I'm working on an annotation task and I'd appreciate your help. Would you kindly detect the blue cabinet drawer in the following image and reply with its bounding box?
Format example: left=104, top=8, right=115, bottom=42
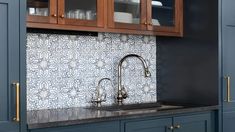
left=124, top=118, right=172, bottom=132
left=29, top=121, right=120, bottom=132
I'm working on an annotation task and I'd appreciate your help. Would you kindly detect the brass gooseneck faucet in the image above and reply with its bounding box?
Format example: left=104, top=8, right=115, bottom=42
left=117, top=54, right=151, bottom=105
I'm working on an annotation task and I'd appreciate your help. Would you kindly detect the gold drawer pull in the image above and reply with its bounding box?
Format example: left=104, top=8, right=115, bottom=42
left=225, top=76, right=231, bottom=102
left=13, top=82, right=20, bottom=122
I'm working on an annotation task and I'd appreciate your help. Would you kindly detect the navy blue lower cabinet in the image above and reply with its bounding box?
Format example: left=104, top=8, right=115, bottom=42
left=124, top=118, right=172, bottom=132
left=0, top=0, right=22, bottom=132
left=173, top=113, right=213, bottom=132
left=28, top=121, right=120, bottom=132
left=223, top=112, right=235, bottom=132
left=122, top=112, right=214, bottom=132
left=222, top=26, right=235, bottom=132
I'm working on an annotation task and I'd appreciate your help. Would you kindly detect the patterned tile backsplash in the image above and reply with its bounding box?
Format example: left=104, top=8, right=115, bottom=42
left=27, top=33, right=157, bottom=110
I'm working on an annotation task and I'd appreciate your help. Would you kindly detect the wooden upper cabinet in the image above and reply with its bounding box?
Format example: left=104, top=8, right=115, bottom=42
left=57, top=0, right=104, bottom=27
left=27, top=0, right=183, bottom=37
left=27, top=0, right=57, bottom=23
left=146, top=0, right=183, bottom=36
left=107, top=0, right=147, bottom=30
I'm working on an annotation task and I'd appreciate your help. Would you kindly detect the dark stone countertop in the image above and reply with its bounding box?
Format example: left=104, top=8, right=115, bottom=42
left=27, top=104, right=219, bottom=129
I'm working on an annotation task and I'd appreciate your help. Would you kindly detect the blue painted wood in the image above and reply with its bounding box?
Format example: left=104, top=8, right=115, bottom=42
left=122, top=112, right=214, bottom=132
left=29, top=121, right=120, bottom=132
left=0, top=0, right=21, bottom=131
left=222, top=26, right=235, bottom=111
left=124, top=118, right=172, bottom=132
left=222, top=26, right=235, bottom=132
left=19, top=0, right=27, bottom=131
left=222, top=0, right=235, bottom=26
left=174, top=113, right=213, bottom=132
left=223, top=111, right=235, bottom=132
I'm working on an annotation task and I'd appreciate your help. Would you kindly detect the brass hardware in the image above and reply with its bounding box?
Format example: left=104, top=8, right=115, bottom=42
left=143, top=22, right=148, bottom=25
left=225, top=76, right=231, bottom=102
left=13, top=82, right=20, bottom=122
left=168, top=126, right=174, bottom=130
left=148, top=22, right=153, bottom=26
left=174, top=125, right=181, bottom=129
left=60, top=14, right=65, bottom=18
left=52, top=14, right=57, bottom=17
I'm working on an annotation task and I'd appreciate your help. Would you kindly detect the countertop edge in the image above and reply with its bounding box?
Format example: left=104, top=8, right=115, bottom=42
left=27, top=105, right=219, bottom=129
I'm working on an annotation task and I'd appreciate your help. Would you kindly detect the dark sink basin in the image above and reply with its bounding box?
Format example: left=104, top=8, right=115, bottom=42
left=87, top=103, right=184, bottom=112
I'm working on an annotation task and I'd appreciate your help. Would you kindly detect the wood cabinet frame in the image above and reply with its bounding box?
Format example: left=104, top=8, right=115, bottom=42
left=57, top=0, right=105, bottom=27
left=27, top=0, right=57, bottom=24
left=107, top=0, right=147, bottom=30
left=147, top=0, right=183, bottom=36
left=27, top=0, right=183, bottom=37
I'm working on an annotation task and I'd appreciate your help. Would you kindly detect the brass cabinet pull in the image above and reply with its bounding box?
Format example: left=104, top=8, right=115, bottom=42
left=143, top=22, right=148, bottom=25
left=60, top=14, right=65, bottom=18
left=13, top=83, right=20, bottom=122
left=168, top=126, right=174, bottom=130
left=52, top=14, right=57, bottom=17
left=174, top=125, right=181, bottom=129
left=225, top=76, right=231, bottom=102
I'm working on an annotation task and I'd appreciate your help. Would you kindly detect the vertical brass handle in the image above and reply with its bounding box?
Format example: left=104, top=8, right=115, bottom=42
left=13, top=83, right=20, bottom=122
left=225, top=76, right=231, bottom=102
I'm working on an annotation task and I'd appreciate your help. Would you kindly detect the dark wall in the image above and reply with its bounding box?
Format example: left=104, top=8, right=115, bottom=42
left=157, top=0, right=218, bottom=105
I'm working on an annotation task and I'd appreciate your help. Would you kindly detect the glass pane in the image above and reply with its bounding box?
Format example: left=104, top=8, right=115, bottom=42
left=27, top=0, right=49, bottom=16
left=114, top=0, right=141, bottom=24
left=65, top=0, right=97, bottom=20
left=152, top=0, right=175, bottom=26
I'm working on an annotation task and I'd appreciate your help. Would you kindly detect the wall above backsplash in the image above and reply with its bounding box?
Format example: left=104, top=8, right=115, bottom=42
left=27, top=33, right=157, bottom=111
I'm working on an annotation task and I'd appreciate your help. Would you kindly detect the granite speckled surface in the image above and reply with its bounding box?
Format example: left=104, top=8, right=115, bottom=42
left=27, top=104, right=219, bottom=129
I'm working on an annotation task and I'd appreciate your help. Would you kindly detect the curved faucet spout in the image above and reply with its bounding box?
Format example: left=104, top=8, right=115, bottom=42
left=117, top=54, right=151, bottom=105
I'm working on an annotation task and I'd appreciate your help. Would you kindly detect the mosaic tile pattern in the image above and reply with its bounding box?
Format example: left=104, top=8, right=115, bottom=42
left=27, top=33, right=157, bottom=110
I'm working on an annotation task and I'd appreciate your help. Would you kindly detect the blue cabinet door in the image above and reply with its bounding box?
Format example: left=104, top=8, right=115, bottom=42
left=173, top=113, right=213, bottom=132
left=222, top=26, right=235, bottom=110
left=222, top=26, right=235, bottom=132
left=29, top=121, right=120, bottom=132
left=123, top=118, right=172, bottom=132
left=223, top=112, right=235, bottom=132
left=0, top=0, right=20, bottom=131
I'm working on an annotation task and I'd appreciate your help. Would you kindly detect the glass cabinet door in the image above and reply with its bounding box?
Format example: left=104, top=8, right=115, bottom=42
left=147, top=0, right=183, bottom=35
left=108, top=0, right=146, bottom=30
left=58, top=0, right=104, bottom=27
left=27, top=0, right=57, bottom=23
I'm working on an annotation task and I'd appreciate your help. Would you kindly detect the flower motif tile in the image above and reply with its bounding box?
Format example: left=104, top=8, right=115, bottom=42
left=27, top=33, right=157, bottom=110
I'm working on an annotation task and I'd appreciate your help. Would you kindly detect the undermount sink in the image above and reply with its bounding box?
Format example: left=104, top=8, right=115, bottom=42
left=87, top=103, right=184, bottom=112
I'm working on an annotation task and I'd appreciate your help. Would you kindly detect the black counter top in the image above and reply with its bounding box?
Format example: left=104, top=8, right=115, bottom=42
left=27, top=104, right=219, bottom=129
